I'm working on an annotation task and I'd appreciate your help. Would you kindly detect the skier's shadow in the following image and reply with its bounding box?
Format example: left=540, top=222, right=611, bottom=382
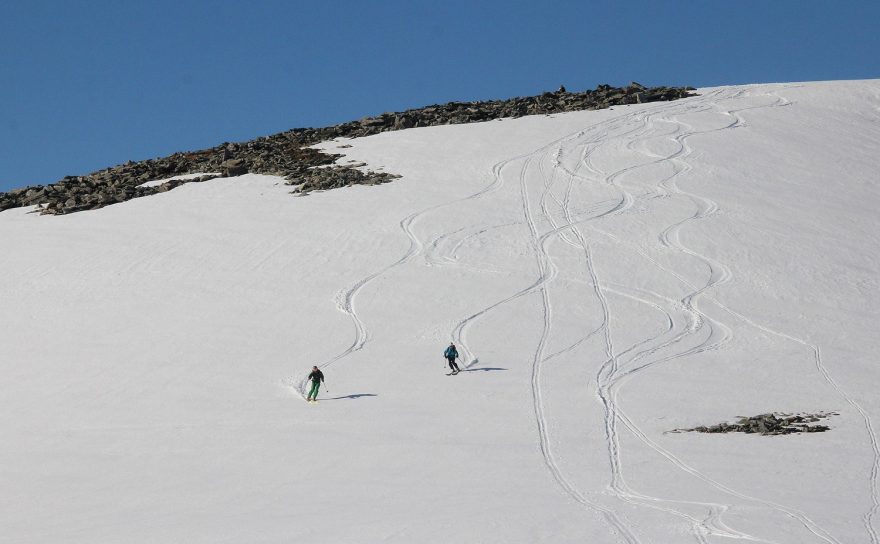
left=460, top=358, right=507, bottom=372
left=325, top=393, right=378, bottom=401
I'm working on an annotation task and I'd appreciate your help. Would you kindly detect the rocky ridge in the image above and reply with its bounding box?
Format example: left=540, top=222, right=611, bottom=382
left=0, top=82, right=695, bottom=215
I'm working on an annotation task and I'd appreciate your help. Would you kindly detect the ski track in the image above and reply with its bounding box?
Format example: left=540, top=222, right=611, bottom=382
left=550, top=95, right=761, bottom=544
left=599, top=88, right=875, bottom=544
left=452, top=100, right=725, bottom=541
left=521, top=146, right=642, bottom=544
left=286, top=84, right=878, bottom=543
left=444, top=108, right=689, bottom=542
left=502, top=86, right=854, bottom=543
left=538, top=96, right=762, bottom=542
left=287, top=105, right=635, bottom=393
left=441, top=94, right=763, bottom=542
left=581, top=89, right=840, bottom=544
left=287, top=155, right=510, bottom=396
left=591, top=88, right=867, bottom=544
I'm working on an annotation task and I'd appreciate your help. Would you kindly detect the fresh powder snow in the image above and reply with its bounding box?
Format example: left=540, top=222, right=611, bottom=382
left=1, top=80, right=879, bottom=543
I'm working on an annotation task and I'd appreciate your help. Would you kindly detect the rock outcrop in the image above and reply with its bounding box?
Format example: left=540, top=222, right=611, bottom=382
left=0, top=82, right=695, bottom=215
left=670, top=412, right=837, bottom=436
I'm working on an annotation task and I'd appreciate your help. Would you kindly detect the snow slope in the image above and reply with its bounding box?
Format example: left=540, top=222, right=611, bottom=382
left=2, top=80, right=879, bottom=543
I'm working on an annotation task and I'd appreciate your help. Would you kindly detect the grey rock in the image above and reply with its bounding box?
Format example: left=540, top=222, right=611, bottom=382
left=672, top=412, right=836, bottom=436
left=221, top=159, right=248, bottom=177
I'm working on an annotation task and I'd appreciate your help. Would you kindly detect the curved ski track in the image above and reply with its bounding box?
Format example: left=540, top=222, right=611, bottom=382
left=458, top=87, right=864, bottom=543
left=591, top=89, right=877, bottom=544
left=287, top=85, right=878, bottom=544
left=539, top=93, right=761, bottom=544
left=569, top=89, right=846, bottom=544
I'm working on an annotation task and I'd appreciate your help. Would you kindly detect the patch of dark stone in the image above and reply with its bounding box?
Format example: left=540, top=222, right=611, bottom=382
left=0, top=82, right=696, bottom=215
left=670, top=412, right=837, bottom=436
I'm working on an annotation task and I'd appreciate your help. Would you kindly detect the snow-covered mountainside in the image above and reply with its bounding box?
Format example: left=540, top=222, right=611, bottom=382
left=2, top=80, right=879, bottom=543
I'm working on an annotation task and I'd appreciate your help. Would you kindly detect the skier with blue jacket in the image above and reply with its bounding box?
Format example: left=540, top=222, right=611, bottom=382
left=444, top=342, right=460, bottom=374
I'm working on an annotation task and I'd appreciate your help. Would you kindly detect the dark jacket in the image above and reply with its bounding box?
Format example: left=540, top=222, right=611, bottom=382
left=444, top=346, right=458, bottom=359
left=308, top=369, right=324, bottom=383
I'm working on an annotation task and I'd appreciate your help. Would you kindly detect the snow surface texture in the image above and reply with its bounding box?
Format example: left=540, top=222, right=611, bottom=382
left=2, top=81, right=879, bottom=543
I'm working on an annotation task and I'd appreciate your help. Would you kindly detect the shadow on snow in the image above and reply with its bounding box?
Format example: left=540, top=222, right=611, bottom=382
left=323, top=393, right=378, bottom=401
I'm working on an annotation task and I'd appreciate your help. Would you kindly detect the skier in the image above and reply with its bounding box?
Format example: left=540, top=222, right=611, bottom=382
left=306, top=366, right=324, bottom=402
left=444, top=342, right=460, bottom=374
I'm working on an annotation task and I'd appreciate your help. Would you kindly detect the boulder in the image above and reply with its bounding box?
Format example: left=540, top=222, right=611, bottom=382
left=221, top=159, right=248, bottom=177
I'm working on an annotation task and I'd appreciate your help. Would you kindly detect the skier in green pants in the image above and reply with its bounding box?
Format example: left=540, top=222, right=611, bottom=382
left=306, top=366, right=324, bottom=402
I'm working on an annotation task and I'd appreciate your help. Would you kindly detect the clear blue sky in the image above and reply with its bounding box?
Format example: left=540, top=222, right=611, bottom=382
left=1, top=0, right=878, bottom=192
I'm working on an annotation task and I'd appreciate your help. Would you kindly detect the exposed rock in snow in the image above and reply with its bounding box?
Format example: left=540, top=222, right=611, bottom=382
left=0, top=83, right=694, bottom=214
